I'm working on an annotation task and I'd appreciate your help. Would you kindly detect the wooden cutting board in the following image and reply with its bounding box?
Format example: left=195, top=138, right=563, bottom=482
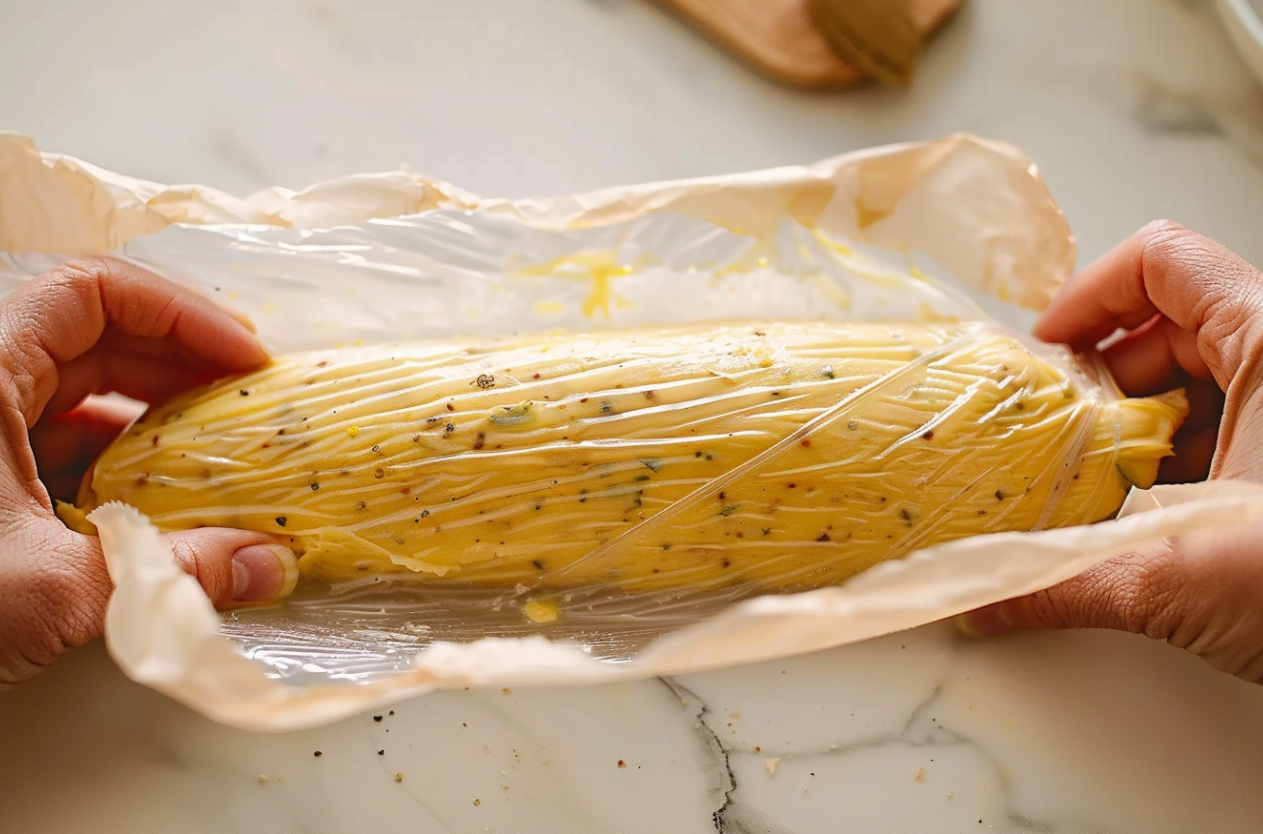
left=653, top=0, right=964, bottom=88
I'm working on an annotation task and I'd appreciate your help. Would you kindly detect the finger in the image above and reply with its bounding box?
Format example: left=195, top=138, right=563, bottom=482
left=0, top=256, right=267, bottom=430
left=1173, top=380, right=1225, bottom=437
left=224, top=306, right=259, bottom=335
left=1098, top=315, right=1213, bottom=396
left=31, top=398, right=140, bottom=503
left=1035, top=221, right=1263, bottom=390
left=163, top=528, right=299, bottom=607
left=1158, top=424, right=1219, bottom=483
left=92, top=327, right=257, bottom=371
left=45, top=346, right=222, bottom=418
left=955, top=520, right=1263, bottom=681
left=1160, top=381, right=1224, bottom=481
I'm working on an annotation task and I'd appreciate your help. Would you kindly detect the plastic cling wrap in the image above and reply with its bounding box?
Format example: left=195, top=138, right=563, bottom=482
left=5, top=133, right=1263, bottom=732
left=65, top=322, right=1187, bottom=603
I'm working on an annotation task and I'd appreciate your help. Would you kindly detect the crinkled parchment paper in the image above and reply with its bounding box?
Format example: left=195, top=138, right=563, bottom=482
left=4, top=132, right=1261, bottom=732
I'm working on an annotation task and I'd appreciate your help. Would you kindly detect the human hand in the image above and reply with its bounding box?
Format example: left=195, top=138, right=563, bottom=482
left=957, top=221, right=1263, bottom=682
left=0, top=258, right=297, bottom=685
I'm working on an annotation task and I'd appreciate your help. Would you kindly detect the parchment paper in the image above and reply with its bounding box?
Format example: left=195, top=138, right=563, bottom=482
left=3, top=132, right=1256, bottom=732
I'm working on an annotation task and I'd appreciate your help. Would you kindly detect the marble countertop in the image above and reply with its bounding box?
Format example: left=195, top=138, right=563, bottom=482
left=3, top=0, right=1263, bottom=831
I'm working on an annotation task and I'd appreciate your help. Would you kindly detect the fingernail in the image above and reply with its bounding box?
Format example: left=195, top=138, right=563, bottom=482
left=231, top=544, right=299, bottom=601
left=953, top=605, right=1015, bottom=639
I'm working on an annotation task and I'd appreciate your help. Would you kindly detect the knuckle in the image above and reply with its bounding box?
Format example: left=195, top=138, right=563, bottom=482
left=20, top=540, right=108, bottom=656
left=0, top=522, right=107, bottom=682
left=1137, top=221, right=1263, bottom=389
left=1140, top=221, right=1206, bottom=271
left=1021, top=586, right=1078, bottom=630
left=1140, top=218, right=1186, bottom=240
left=1034, top=546, right=1186, bottom=637
left=0, top=367, right=39, bottom=425
left=169, top=536, right=203, bottom=576
left=42, top=566, right=108, bottom=649
left=168, top=536, right=227, bottom=598
left=44, top=257, right=113, bottom=303
left=1112, top=543, right=1185, bottom=639
left=53, top=255, right=109, bottom=283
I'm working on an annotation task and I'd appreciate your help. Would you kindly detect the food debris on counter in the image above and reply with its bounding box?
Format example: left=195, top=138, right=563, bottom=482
left=915, top=766, right=925, bottom=781
left=395, top=772, right=404, bottom=783
left=764, top=757, right=781, bottom=776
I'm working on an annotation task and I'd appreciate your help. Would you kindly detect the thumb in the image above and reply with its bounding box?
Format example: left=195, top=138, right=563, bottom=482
left=954, top=521, right=1263, bottom=682
left=954, top=542, right=1175, bottom=637
left=163, top=528, right=299, bottom=607
left=1, top=521, right=297, bottom=684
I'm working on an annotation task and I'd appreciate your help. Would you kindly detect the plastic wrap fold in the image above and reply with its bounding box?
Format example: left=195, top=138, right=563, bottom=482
left=3, top=132, right=1260, bottom=732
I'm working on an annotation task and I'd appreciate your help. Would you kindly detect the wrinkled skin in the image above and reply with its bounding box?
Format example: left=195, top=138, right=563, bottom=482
left=958, top=221, right=1263, bottom=683
left=0, top=258, right=296, bottom=685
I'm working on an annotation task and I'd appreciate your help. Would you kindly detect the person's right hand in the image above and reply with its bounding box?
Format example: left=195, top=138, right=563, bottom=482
left=957, top=221, right=1263, bottom=682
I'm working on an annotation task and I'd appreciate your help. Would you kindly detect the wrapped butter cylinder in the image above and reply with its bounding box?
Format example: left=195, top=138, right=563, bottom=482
left=60, top=321, right=1187, bottom=595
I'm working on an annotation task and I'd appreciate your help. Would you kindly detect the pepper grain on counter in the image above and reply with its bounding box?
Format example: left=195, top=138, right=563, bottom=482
left=58, top=321, right=1186, bottom=596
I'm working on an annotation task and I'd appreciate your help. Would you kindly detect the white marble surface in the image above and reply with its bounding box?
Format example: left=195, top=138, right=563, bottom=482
left=3, top=0, right=1263, bottom=831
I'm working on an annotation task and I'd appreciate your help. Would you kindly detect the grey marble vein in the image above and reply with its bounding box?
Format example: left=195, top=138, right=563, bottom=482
left=1123, top=70, right=1263, bottom=168
left=829, top=680, right=1121, bottom=834
left=659, top=677, right=795, bottom=834
left=1129, top=76, right=1223, bottom=136
left=674, top=669, right=1125, bottom=834
left=306, top=0, right=366, bottom=58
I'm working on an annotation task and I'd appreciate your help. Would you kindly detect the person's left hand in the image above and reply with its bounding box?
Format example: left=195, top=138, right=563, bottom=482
left=0, top=257, right=298, bottom=685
